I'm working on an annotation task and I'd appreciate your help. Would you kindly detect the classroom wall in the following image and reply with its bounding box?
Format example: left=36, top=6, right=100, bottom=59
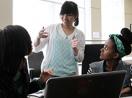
left=125, top=0, right=132, bottom=28
left=0, top=0, right=12, bottom=29
left=91, top=0, right=132, bottom=40
left=91, top=0, right=101, bottom=40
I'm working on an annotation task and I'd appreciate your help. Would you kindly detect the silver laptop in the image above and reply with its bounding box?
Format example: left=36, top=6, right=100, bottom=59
left=44, top=70, right=126, bottom=98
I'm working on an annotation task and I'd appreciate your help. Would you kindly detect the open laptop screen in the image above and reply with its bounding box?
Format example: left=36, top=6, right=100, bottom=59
left=44, top=71, right=126, bottom=98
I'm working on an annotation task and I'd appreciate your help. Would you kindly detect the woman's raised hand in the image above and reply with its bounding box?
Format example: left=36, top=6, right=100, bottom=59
left=38, top=27, right=48, bottom=39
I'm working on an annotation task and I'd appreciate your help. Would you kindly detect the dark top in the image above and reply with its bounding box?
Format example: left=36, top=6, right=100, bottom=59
left=13, top=58, right=30, bottom=98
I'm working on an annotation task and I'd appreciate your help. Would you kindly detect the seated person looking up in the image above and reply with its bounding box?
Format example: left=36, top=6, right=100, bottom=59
left=87, top=28, right=132, bottom=96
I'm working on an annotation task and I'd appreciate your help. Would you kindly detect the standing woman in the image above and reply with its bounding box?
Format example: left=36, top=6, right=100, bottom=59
left=34, top=1, right=85, bottom=81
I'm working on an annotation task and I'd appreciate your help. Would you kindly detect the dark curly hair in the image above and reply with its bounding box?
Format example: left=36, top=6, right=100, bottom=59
left=110, top=28, right=132, bottom=57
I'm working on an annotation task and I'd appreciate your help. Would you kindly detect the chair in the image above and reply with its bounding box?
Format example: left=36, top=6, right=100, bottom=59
left=27, top=51, right=44, bottom=79
left=82, top=44, right=104, bottom=74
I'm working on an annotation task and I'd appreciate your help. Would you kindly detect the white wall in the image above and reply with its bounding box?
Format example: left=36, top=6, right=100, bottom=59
left=125, top=0, right=132, bottom=28
left=91, top=0, right=101, bottom=40
left=91, top=0, right=132, bottom=40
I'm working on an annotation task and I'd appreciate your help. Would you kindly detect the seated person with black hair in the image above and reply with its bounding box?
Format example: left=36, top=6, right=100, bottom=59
left=87, top=28, right=132, bottom=96
left=0, top=25, right=44, bottom=98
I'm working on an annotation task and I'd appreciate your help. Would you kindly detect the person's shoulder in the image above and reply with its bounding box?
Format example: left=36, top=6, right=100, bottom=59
left=118, top=60, right=131, bottom=71
left=119, top=60, right=131, bottom=66
left=75, top=28, right=85, bottom=36
left=75, top=28, right=85, bottom=39
left=75, top=28, right=83, bottom=34
left=46, top=24, right=58, bottom=28
left=45, top=24, right=60, bottom=32
left=89, top=61, right=103, bottom=68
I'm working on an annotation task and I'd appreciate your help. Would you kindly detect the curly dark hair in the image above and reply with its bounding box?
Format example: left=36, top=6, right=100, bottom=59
left=110, top=28, right=132, bottom=57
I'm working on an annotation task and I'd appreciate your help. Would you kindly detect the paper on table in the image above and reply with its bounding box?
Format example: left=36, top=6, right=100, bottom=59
left=27, top=89, right=45, bottom=98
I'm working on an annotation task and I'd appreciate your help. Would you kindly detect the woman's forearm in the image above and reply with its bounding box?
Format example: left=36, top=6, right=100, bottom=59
left=34, top=37, right=40, bottom=47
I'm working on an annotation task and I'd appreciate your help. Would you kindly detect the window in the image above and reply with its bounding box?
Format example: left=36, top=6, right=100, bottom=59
left=13, top=0, right=125, bottom=41
left=101, top=0, right=124, bottom=40
left=13, top=0, right=91, bottom=41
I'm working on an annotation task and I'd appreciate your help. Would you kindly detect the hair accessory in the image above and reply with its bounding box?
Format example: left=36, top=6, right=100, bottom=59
left=110, top=34, right=126, bottom=57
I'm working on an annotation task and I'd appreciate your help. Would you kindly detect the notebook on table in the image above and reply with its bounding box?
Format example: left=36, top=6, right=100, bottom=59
left=44, top=70, right=126, bottom=98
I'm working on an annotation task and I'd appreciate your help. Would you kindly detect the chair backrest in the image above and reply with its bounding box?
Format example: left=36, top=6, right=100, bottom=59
left=82, top=44, right=104, bottom=74
left=28, top=51, right=44, bottom=79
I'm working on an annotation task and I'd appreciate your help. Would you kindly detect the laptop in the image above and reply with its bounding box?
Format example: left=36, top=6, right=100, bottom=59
left=44, top=70, right=126, bottom=98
